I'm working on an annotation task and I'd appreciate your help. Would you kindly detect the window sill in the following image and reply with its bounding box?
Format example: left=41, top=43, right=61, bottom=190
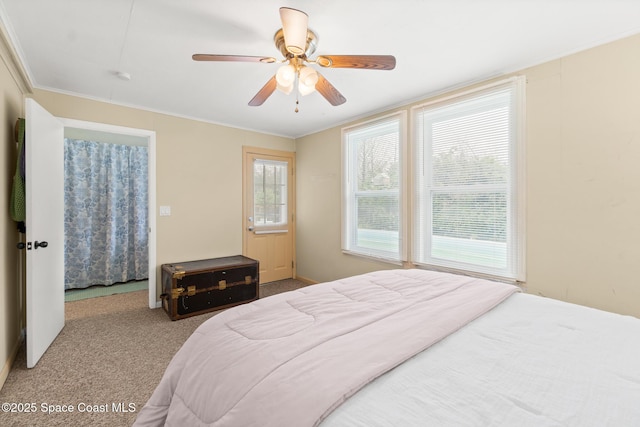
left=341, top=250, right=405, bottom=266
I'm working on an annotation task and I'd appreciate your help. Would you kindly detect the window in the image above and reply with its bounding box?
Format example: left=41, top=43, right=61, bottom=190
left=253, top=159, right=288, bottom=227
left=412, top=77, right=525, bottom=280
left=342, top=113, right=406, bottom=261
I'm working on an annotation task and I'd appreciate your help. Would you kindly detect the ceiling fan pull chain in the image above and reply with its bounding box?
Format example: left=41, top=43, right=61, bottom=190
left=295, top=71, right=300, bottom=113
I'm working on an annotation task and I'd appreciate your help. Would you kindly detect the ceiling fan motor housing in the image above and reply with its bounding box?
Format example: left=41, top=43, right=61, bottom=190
left=274, top=28, right=318, bottom=59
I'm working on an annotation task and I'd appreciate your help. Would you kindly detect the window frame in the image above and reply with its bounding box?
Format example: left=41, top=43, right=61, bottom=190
left=341, top=111, right=407, bottom=263
left=410, top=76, right=526, bottom=281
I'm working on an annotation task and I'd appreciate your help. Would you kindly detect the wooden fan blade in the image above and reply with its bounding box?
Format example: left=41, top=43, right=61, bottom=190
left=192, top=54, right=276, bottom=63
left=315, top=73, right=346, bottom=106
left=248, top=76, right=278, bottom=106
left=316, top=55, right=396, bottom=70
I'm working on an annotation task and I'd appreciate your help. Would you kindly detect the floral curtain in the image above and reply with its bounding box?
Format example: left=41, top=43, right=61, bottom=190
left=64, top=138, right=148, bottom=289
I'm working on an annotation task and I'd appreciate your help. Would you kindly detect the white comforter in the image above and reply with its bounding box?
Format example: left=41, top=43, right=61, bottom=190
left=323, top=292, right=640, bottom=427
left=134, top=269, right=517, bottom=426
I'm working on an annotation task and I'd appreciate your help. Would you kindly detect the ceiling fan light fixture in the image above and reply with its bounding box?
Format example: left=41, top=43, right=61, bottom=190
left=279, top=7, right=308, bottom=55
left=299, top=66, right=318, bottom=87
left=276, top=63, right=296, bottom=87
left=276, top=81, right=294, bottom=95
left=298, top=65, right=318, bottom=95
left=298, top=81, right=315, bottom=96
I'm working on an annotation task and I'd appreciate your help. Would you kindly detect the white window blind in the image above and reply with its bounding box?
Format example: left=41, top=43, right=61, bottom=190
left=342, top=113, right=405, bottom=261
left=413, top=78, right=524, bottom=280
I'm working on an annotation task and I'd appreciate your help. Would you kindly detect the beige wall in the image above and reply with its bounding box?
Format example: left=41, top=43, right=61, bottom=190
left=524, top=34, right=640, bottom=316
left=32, top=90, right=296, bottom=297
left=0, top=43, right=27, bottom=386
left=296, top=33, right=640, bottom=318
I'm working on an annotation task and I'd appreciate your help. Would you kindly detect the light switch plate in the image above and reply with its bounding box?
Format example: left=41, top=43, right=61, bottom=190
left=159, top=205, right=171, bottom=216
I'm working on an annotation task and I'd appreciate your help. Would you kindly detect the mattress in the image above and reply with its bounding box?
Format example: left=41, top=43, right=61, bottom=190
left=322, top=292, right=640, bottom=426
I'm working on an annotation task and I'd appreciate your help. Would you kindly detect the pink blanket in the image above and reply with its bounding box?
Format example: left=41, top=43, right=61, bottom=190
left=134, top=269, right=518, bottom=426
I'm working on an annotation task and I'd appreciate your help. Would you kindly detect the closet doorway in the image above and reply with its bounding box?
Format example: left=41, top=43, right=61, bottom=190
left=60, top=118, right=157, bottom=309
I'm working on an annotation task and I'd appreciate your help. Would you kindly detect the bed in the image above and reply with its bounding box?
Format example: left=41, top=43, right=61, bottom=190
left=133, top=269, right=640, bottom=426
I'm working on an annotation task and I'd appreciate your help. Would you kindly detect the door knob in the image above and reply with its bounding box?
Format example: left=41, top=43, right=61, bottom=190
left=248, top=226, right=254, bottom=231
left=34, top=241, right=48, bottom=249
left=16, top=242, right=26, bottom=250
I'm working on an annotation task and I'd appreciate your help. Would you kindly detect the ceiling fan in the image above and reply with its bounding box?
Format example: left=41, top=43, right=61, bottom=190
left=193, top=7, right=396, bottom=111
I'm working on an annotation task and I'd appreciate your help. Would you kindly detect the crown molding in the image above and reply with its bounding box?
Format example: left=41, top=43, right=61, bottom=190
left=0, top=15, right=32, bottom=94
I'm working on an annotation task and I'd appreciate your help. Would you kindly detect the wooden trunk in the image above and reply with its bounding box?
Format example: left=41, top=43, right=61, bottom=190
left=161, top=255, right=259, bottom=320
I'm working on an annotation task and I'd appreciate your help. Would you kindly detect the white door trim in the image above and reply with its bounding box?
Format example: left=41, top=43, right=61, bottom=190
left=59, top=118, right=158, bottom=309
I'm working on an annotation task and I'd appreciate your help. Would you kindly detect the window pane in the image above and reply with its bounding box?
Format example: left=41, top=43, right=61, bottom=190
left=432, top=107, right=509, bottom=187
left=431, top=192, right=507, bottom=268
left=253, top=159, right=287, bottom=226
left=356, top=135, right=399, bottom=192
left=356, top=194, right=399, bottom=253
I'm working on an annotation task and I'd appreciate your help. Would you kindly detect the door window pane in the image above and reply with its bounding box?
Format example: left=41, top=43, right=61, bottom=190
left=253, top=159, right=288, bottom=226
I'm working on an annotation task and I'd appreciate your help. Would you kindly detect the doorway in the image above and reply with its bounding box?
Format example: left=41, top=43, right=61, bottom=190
left=242, top=146, right=296, bottom=284
left=24, top=100, right=157, bottom=368
left=60, top=118, right=157, bottom=309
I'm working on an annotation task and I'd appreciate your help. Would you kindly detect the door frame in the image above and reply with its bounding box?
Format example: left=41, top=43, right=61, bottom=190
left=242, top=146, right=296, bottom=281
left=60, top=118, right=158, bottom=309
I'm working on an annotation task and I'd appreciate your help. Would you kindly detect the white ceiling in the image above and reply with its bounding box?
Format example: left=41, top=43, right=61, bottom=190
left=2, top=0, right=640, bottom=138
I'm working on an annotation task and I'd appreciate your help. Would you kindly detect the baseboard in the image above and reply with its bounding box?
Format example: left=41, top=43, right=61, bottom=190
left=294, top=275, right=318, bottom=285
left=0, top=329, right=24, bottom=390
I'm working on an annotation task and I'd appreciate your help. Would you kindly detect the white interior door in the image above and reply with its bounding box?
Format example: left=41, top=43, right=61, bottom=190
left=25, top=98, right=65, bottom=368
